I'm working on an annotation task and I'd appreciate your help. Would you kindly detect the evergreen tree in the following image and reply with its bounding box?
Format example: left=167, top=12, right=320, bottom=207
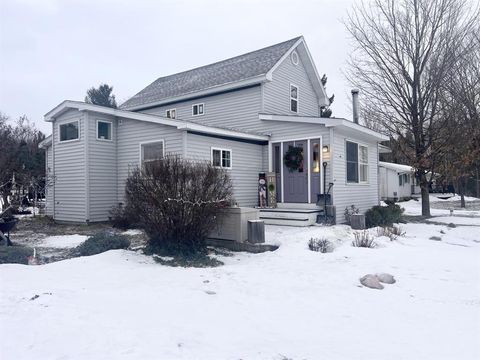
left=85, top=83, right=118, bottom=108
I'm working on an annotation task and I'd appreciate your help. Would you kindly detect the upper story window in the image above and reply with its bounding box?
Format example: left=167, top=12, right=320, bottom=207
left=211, top=147, right=232, bottom=169
left=141, top=140, right=164, bottom=165
left=346, top=141, right=368, bottom=183
left=166, top=109, right=176, bottom=119
left=192, top=103, right=204, bottom=116
left=59, top=121, right=79, bottom=142
left=290, top=84, right=298, bottom=113
left=97, top=120, right=112, bottom=140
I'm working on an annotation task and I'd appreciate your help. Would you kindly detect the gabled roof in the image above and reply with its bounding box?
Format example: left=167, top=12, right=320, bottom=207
left=120, top=36, right=329, bottom=111
left=43, top=101, right=269, bottom=147
left=379, top=161, right=414, bottom=173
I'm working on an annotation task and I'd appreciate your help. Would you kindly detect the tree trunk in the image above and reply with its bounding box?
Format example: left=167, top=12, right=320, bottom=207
left=459, top=177, right=466, bottom=208
left=476, top=167, right=480, bottom=199
left=419, top=172, right=431, bottom=217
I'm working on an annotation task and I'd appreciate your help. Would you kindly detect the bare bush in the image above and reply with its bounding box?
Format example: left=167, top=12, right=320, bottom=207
left=377, top=225, right=405, bottom=241
left=124, top=155, right=234, bottom=255
left=308, top=237, right=333, bottom=253
left=352, top=231, right=376, bottom=248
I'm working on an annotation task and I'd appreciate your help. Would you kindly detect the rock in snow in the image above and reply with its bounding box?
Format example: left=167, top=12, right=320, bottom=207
left=376, top=273, right=396, bottom=284
left=360, top=274, right=384, bottom=289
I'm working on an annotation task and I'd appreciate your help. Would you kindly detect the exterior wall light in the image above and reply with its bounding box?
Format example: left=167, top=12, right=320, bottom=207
left=322, top=145, right=329, bottom=153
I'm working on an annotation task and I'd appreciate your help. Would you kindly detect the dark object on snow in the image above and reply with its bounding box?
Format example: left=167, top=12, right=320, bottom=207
left=247, top=220, right=265, bottom=244
left=74, top=232, right=130, bottom=256
left=0, top=218, right=18, bottom=246
left=350, top=214, right=366, bottom=229
left=0, top=245, right=34, bottom=264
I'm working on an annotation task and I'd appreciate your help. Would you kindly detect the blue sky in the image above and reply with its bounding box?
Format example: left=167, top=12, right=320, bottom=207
left=0, top=0, right=356, bottom=134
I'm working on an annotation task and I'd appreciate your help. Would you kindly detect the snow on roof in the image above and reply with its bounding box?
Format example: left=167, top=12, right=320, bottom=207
left=379, top=161, right=414, bottom=173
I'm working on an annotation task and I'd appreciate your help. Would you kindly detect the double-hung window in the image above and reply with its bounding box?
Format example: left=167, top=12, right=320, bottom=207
left=165, top=109, right=176, bottom=119
left=59, top=121, right=79, bottom=142
left=346, top=141, right=368, bottom=183
left=141, top=140, right=164, bottom=166
left=97, top=120, right=112, bottom=140
left=192, top=103, right=204, bottom=116
left=290, top=84, right=298, bottom=113
left=211, top=148, right=232, bottom=169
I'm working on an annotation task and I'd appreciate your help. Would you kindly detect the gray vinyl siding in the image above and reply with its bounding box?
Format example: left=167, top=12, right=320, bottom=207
left=52, top=109, right=86, bottom=222
left=45, top=145, right=53, bottom=216
left=331, top=130, right=379, bottom=223
left=263, top=46, right=320, bottom=117
left=116, top=118, right=183, bottom=202
left=87, top=113, right=118, bottom=221
left=186, top=133, right=264, bottom=207
left=141, top=86, right=263, bottom=133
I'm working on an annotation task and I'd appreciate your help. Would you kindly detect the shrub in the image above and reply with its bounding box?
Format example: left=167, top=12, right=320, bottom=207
left=109, top=203, right=138, bottom=230
left=0, top=245, right=34, bottom=264
left=365, top=203, right=403, bottom=228
left=376, top=225, right=405, bottom=241
left=75, top=232, right=130, bottom=256
left=344, top=205, right=359, bottom=225
left=124, top=155, right=234, bottom=256
left=308, top=237, right=333, bottom=253
left=352, top=231, right=376, bottom=248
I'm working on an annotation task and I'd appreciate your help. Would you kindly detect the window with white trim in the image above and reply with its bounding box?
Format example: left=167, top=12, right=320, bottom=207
left=211, top=148, right=232, bottom=169
left=346, top=141, right=368, bottom=183
left=290, top=84, right=298, bottom=113
left=141, top=141, right=164, bottom=165
left=165, top=109, right=176, bottom=119
left=59, top=121, right=79, bottom=142
left=97, top=121, right=112, bottom=140
left=192, top=103, right=204, bottom=116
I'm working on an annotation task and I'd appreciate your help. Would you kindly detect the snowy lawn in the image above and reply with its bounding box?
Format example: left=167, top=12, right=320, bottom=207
left=1, top=206, right=479, bottom=359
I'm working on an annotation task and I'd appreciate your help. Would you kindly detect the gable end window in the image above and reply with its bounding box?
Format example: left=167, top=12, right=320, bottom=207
left=59, top=121, right=79, bottom=142
left=141, top=140, right=164, bottom=165
left=290, top=84, right=298, bottom=113
left=211, top=148, right=232, bottom=169
left=166, top=109, right=176, bottom=119
left=346, top=141, right=368, bottom=183
left=97, top=120, right=112, bottom=140
left=192, top=103, right=204, bottom=116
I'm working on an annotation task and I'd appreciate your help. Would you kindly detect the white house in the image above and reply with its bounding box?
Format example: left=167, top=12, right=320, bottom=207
left=39, top=36, right=388, bottom=225
left=379, top=161, right=420, bottom=201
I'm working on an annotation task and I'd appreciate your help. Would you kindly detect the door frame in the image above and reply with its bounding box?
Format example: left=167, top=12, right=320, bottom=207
left=269, top=135, right=323, bottom=204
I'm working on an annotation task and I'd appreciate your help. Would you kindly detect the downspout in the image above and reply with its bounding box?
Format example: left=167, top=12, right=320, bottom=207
left=84, top=112, right=90, bottom=223
left=52, top=121, right=55, bottom=220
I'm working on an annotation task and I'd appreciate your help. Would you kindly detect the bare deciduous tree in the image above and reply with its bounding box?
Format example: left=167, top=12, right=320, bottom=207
left=345, top=0, right=478, bottom=216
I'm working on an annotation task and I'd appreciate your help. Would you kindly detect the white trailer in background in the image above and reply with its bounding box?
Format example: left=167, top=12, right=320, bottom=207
left=379, top=161, right=420, bottom=201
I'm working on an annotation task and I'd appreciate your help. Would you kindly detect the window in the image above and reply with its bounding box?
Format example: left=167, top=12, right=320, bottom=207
left=399, top=174, right=403, bottom=186
left=291, top=50, right=299, bottom=65
left=141, top=141, right=164, bottom=165
left=312, top=142, right=320, bottom=173
left=211, top=148, right=232, bottom=169
left=59, top=121, right=79, bottom=142
left=346, top=141, right=368, bottom=183
left=399, top=174, right=409, bottom=186
left=97, top=121, right=112, bottom=140
left=192, top=103, right=204, bottom=116
left=165, top=109, right=176, bottom=119
left=290, top=84, right=298, bottom=113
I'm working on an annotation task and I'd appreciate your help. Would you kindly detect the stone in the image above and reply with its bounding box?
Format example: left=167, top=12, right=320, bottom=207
left=429, top=236, right=442, bottom=241
left=376, top=273, right=396, bottom=284
left=360, top=274, right=384, bottom=289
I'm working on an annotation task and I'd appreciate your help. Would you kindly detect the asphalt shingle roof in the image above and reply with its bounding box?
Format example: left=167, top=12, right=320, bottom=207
left=120, top=37, right=301, bottom=110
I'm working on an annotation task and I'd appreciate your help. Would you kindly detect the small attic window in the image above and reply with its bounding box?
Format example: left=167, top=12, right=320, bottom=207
left=291, top=50, right=299, bottom=65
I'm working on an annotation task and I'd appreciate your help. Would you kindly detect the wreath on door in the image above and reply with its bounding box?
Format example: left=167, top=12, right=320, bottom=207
left=284, top=146, right=304, bottom=172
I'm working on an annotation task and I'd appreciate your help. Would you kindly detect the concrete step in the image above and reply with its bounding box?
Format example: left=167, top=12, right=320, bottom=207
left=259, top=208, right=323, bottom=227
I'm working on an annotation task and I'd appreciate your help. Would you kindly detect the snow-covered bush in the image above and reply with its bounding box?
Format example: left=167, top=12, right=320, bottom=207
left=308, top=237, right=333, bottom=253
left=124, top=155, right=233, bottom=256
left=377, top=225, right=405, bottom=241
left=75, top=232, right=130, bottom=256
left=365, top=203, right=403, bottom=228
left=352, top=231, right=376, bottom=248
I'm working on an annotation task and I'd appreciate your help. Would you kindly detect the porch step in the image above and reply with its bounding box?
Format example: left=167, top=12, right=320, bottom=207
left=259, top=208, right=323, bottom=227
left=276, top=202, right=320, bottom=209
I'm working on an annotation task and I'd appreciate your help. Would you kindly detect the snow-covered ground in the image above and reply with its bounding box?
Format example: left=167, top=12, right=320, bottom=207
left=1, top=200, right=479, bottom=359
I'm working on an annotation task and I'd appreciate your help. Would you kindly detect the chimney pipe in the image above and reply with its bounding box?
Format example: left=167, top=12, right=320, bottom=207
left=351, top=89, right=359, bottom=124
